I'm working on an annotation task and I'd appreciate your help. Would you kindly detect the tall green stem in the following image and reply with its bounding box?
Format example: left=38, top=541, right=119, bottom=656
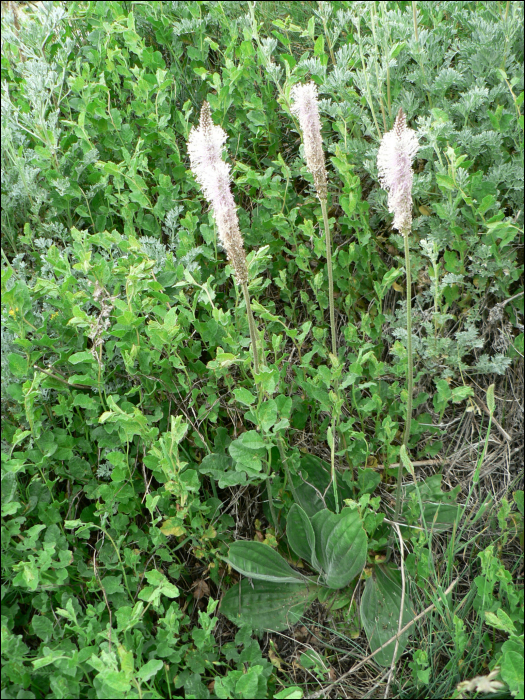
left=320, top=199, right=337, bottom=358
left=265, top=453, right=280, bottom=534
left=380, top=2, right=392, bottom=121
left=329, top=418, right=339, bottom=514
left=277, top=437, right=299, bottom=504
left=321, top=200, right=346, bottom=511
left=370, top=3, right=387, bottom=133
left=412, top=1, right=433, bottom=108
left=355, top=18, right=383, bottom=141
left=402, top=231, right=414, bottom=450
left=241, top=281, right=259, bottom=375
left=412, top=1, right=419, bottom=42
left=393, top=229, right=413, bottom=527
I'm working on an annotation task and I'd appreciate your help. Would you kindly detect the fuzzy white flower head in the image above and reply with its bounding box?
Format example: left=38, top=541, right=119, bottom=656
left=290, top=81, right=327, bottom=201
left=377, top=108, right=419, bottom=234
left=187, top=102, right=248, bottom=284
left=187, top=102, right=229, bottom=203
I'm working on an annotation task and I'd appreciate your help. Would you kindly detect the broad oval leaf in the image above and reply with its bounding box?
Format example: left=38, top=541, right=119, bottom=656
left=287, top=504, right=320, bottom=571
left=360, top=565, right=415, bottom=666
left=220, top=579, right=317, bottom=632
left=225, top=541, right=306, bottom=583
left=311, top=508, right=367, bottom=589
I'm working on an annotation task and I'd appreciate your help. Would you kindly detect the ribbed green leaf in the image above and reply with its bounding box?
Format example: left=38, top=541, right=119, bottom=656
left=287, top=504, right=320, bottom=571
left=360, top=565, right=415, bottom=666
left=220, top=579, right=316, bottom=631
left=311, top=507, right=367, bottom=588
left=225, top=541, right=306, bottom=583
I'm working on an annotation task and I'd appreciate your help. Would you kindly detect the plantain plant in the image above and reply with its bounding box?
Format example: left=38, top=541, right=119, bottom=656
left=220, top=505, right=367, bottom=631
left=220, top=502, right=416, bottom=666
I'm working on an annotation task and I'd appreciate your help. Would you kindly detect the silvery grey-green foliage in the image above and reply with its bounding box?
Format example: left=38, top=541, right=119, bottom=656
left=138, top=236, right=169, bottom=273
left=163, top=204, right=184, bottom=249
left=95, top=460, right=113, bottom=481
left=474, top=352, right=513, bottom=376
left=297, top=56, right=326, bottom=80
left=172, top=17, right=205, bottom=36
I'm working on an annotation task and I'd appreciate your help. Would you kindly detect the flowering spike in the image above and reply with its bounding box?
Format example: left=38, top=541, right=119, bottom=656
left=377, top=108, right=419, bottom=234
left=187, top=102, right=248, bottom=284
left=290, top=81, right=328, bottom=201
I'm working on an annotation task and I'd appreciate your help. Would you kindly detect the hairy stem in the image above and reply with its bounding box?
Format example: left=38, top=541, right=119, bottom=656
left=355, top=18, right=383, bottom=140
left=412, top=1, right=433, bottom=107
left=320, top=199, right=337, bottom=357
left=241, top=281, right=260, bottom=375
left=265, top=457, right=280, bottom=534
left=402, top=231, right=414, bottom=450
left=370, top=3, right=387, bottom=132
left=340, top=431, right=355, bottom=488
left=321, top=200, right=344, bottom=509
left=329, top=418, right=339, bottom=514
left=277, top=437, right=299, bottom=504
left=393, top=229, right=413, bottom=527
left=380, top=3, right=392, bottom=120
left=412, top=1, right=419, bottom=41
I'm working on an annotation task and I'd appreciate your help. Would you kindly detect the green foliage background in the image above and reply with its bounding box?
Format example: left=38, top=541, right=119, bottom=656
left=1, top=1, right=523, bottom=698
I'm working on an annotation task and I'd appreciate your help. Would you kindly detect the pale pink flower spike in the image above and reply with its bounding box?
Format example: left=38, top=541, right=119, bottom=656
left=290, top=81, right=328, bottom=202
left=187, top=102, right=248, bottom=284
left=377, top=108, right=419, bottom=234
